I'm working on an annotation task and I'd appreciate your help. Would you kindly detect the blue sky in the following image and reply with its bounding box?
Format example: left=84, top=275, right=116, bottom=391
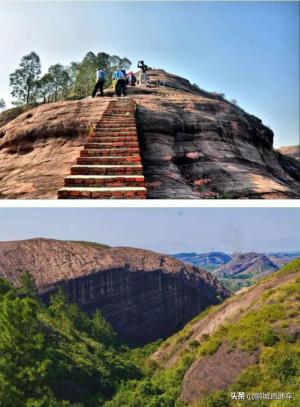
left=0, top=208, right=299, bottom=254
left=0, top=1, right=299, bottom=147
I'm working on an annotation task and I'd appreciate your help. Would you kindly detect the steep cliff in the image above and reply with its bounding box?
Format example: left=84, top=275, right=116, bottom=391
left=0, top=70, right=299, bottom=199
left=0, top=238, right=230, bottom=344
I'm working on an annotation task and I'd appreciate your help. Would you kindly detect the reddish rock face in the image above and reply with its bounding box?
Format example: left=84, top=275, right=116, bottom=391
left=0, top=238, right=230, bottom=344
left=1, top=69, right=298, bottom=199
left=0, top=99, right=108, bottom=199
left=133, top=71, right=300, bottom=199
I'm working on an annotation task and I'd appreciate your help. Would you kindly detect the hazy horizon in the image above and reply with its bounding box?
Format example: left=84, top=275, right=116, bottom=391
left=0, top=1, right=299, bottom=147
left=0, top=208, right=299, bottom=254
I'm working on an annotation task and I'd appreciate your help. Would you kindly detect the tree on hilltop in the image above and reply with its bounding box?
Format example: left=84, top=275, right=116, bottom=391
left=9, top=51, right=41, bottom=105
left=0, top=98, right=5, bottom=110
left=48, top=64, right=70, bottom=101
left=36, top=73, right=54, bottom=103
left=9, top=51, right=132, bottom=105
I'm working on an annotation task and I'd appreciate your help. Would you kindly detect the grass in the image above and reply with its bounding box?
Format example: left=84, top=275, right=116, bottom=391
left=67, top=240, right=110, bottom=250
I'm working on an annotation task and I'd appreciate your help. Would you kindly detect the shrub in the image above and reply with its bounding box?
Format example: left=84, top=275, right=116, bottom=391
left=199, top=338, right=221, bottom=356
left=198, top=390, right=231, bottom=407
left=261, top=328, right=279, bottom=346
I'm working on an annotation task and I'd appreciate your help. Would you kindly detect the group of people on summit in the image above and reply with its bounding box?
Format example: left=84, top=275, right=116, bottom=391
left=92, top=60, right=149, bottom=98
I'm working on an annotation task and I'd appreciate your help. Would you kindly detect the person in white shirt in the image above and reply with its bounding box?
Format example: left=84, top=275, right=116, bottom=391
left=92, top=68, right=107, bottom=97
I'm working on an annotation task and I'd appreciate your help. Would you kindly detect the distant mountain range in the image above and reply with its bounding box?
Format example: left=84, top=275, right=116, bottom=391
left=172, top=252, right=231, bottom=268
left=172, top=250, right=300, bottom=291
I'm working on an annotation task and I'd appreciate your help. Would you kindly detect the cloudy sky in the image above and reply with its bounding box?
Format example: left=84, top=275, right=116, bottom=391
left=0, top=208, right=299, bottom=254
left=0, top=1, right=299, bottom=147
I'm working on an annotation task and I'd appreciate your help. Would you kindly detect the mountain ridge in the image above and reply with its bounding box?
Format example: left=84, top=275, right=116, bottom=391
left=0, top=237, right=230, bottom=344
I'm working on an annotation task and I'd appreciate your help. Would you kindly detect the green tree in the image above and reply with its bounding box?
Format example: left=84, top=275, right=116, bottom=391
left=74, top=52, right=97, bottom=97
left=0, top=295, right=54, bottom=405
left=18, top=270, right=38, bottom=299
left=48, top=64, right=70, bottom=102
left=91, top=310, right=117, bottom=346
left=9, top=51, right=41, bottom=105
left=36, top=73, right=55, bottom=103
left=0, top=278, right=12, bottom=297
left=0, top=98, right=5, bottom=110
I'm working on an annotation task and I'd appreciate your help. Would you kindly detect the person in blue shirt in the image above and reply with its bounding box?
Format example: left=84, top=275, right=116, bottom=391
left=92, top=68, right=107, bottom=97
left=112, top=69, right=126, bottom=97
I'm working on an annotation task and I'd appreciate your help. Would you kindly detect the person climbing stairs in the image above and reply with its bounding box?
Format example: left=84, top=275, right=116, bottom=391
left=58, top=99, right=146, bottom=199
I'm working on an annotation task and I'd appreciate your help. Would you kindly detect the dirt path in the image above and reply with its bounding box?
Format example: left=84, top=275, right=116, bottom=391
left=151, top=271, right=300, bottom=368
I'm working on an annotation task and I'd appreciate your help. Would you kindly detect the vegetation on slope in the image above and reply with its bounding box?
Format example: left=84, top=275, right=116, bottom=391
left=0, top=258, right=299, bottom=406
left=0, top=275, right=145, bottom=406
left=107, top=258, right=300, bottom=406
left=67, top=240, right=110, bottom=250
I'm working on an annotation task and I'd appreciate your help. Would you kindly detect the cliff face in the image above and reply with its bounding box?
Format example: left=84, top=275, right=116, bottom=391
left=0, top=238, right=230, bottom=344
left=0, top=69, right=299, bottom=199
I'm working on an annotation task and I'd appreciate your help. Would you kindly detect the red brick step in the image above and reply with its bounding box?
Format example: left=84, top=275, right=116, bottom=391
left=64, top=175, right=145, bottom=187
left=58, top=187, right=146, bottom=199
left=58, top=98, right=146, bottom=199
left=70, top=165, right=143, bottom=175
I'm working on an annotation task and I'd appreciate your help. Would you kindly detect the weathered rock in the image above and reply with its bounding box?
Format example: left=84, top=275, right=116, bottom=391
left=180, top=343, right=259, bottom=404
left=133, top=71, right=300, bottom=199
left=0, top=238, right=230, bottom=344
left=0, top=99, right=108, bottom=198
left=0, top=70, right=299, bottom=199
left=277, top=145, right=300, bottom=161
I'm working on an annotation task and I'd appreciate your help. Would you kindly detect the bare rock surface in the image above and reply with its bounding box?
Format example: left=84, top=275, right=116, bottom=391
left=0, top=238, right=230, bottom=344
left=180, top=343, right=259, bottom=404
left=132, top=71, right=300, bottom=199
left=0, top=70, right=299, bottom=199
left=0, top=99, right=108, bottom=198
left=277, top=145, right=300, bottom=161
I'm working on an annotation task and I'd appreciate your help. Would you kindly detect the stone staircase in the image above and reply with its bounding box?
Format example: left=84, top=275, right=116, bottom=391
left=58, top=99, right=146, bottom=199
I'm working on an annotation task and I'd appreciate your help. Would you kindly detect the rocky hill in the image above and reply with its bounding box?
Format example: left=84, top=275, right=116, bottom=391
left=0, top=69, right=299, bottom=199
left=0, top=238, right=230, bottom=344
left=214, top=252, right=279, bottom=278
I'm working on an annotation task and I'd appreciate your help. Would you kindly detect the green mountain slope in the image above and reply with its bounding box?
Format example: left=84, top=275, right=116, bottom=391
left=107, top=258, right=300, bottom=406
left=0, top=258, right=299, bottom=406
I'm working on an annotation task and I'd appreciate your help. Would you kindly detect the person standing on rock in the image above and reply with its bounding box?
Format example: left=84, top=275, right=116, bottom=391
left=112, top=69, right=126, bottom=97
left=92, top=68, right=107, bottom=97
left=137, top=60, right=148, bottom=85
